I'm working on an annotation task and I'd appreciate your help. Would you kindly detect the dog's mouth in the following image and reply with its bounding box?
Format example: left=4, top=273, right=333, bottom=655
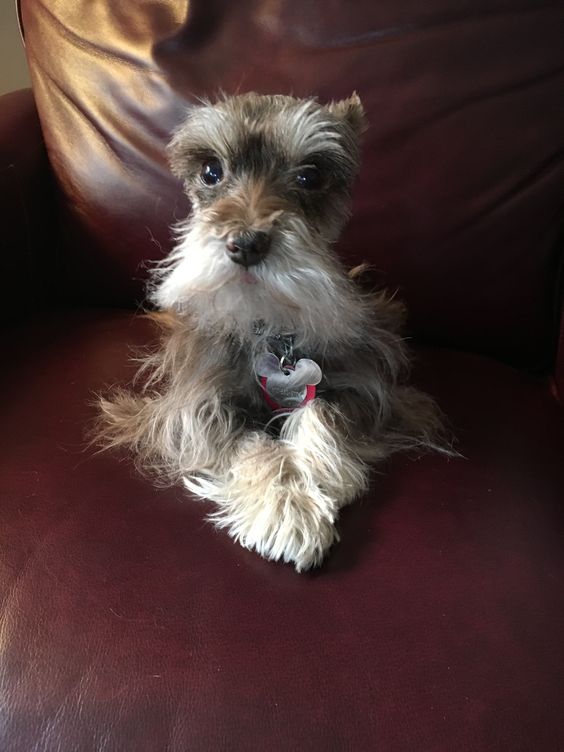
left=239, top=269, right=259, bottom=285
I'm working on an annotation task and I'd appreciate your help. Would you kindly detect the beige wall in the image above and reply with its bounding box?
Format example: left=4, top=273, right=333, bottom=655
left=0, top=0, right=31, bottom=94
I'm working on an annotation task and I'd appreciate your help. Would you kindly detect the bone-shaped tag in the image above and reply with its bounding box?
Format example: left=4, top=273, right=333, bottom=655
left=256, top=353, right=322, bottom=410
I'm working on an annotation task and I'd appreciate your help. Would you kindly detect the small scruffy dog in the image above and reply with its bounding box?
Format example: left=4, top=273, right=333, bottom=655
left=98, top=92, right=444, bottom=571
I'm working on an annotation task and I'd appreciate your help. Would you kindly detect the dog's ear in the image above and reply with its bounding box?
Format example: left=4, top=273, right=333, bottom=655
left=327, top=92, right=367, bottom=137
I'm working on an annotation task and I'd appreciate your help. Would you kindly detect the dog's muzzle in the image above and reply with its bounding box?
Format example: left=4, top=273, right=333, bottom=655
left=226, top=231, right=270, bottom=268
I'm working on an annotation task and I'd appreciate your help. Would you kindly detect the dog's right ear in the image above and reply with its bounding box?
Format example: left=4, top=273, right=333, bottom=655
left=327, top=92, right=368, bottom=138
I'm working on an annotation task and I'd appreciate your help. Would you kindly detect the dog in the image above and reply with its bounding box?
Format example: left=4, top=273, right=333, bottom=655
left=97, top=92, right=446, bottom=571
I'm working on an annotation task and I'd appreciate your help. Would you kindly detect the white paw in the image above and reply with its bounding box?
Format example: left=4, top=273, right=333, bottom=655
left=214, top=486, right=339, bottom=572
left=196, top=438, right=340, bottom=571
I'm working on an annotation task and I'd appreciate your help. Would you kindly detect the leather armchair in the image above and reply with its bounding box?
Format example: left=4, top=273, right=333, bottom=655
left=1, top=1, right=563, bottom=749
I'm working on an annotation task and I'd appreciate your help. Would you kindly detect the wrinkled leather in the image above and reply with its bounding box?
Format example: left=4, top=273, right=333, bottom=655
left=1, top=310, right=563, bottom=751
left=21, top=0, right=564, bottom=369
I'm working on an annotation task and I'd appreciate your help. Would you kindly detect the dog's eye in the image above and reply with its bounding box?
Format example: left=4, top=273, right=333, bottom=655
left=201, top=158, right=224, bottom=186
left=295, top=166, right=322, bottom=190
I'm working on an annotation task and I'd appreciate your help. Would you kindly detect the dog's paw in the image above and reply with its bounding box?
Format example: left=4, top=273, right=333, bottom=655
left=203, top=436, right=340, bottom=571
left=215, top=486, right=339, bottom=572
left=235, top=489, right=338, bottom=572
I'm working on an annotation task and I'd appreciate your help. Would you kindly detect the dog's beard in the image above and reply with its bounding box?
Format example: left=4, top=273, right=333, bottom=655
left=152, top=214, right=365, bottom=350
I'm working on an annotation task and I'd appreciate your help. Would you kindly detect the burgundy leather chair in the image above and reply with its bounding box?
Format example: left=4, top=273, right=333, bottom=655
left=2, top=1, right=563, bottom=749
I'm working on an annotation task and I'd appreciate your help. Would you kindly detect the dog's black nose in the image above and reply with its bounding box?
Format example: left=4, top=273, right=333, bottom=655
left=226, top=232, right=270, bottom=267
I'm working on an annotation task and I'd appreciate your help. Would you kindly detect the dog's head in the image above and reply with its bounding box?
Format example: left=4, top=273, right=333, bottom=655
left=155, top=93, right=367, bottom=341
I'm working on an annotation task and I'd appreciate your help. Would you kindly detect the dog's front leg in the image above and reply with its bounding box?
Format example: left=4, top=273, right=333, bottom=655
left=98, top=379, right=244, bottom=485
left=198, top=399, right=369, bottom=571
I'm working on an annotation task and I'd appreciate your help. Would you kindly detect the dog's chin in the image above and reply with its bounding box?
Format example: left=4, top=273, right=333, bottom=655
left=183, top=258, right=308, bottom=335
left=153, top=226, right=363, bottom=348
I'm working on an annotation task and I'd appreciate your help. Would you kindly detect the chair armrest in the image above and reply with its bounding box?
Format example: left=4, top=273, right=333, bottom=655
left=0, top=88, right=61, bottom=317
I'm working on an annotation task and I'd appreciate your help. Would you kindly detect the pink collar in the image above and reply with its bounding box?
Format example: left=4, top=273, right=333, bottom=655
left=259, top=378, right=317, bottom=413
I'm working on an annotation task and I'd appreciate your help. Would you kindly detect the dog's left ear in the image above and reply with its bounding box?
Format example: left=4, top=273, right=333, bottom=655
left=327, top=92, right=367, bottom=137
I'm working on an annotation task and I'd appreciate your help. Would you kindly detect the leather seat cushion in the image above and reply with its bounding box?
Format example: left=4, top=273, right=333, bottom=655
left=1, top=310, right=563, bottom=750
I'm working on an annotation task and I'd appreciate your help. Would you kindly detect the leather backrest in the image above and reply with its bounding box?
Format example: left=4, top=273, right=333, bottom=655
left=21, top=0, right=564, bottom=369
